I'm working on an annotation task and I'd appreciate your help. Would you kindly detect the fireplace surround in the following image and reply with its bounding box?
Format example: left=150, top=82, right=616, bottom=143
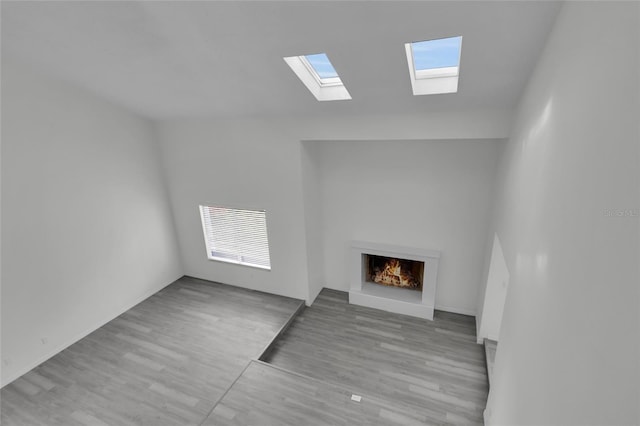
left=349, top=241, right=440, bottom=320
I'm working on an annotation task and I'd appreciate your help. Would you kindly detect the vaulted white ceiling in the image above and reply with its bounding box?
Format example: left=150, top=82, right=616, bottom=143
left=1, top=1, right=561, bottom=120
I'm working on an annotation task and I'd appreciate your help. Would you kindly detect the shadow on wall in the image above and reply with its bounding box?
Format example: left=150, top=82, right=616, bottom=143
left=478, top=233, right=509, bottom=343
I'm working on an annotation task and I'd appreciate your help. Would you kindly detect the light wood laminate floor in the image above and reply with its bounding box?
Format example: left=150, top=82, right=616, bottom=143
left=265, top=289, right=488, bottom=425
left=0, top=276, right=303, bottom=426
left=205, top=360, right=463, bottom=426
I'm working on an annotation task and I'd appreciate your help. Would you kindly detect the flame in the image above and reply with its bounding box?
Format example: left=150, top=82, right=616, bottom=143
left=373, top=258, right=419, bottom=289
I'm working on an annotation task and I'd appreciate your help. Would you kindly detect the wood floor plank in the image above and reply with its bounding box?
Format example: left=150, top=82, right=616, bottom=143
left=203, top=361, right=459, bottom=426
left=1, top=277, right=303, bottom=426
left=3, top=284, right=487, bottom=425
left=265, top=288, right=488, bottom=424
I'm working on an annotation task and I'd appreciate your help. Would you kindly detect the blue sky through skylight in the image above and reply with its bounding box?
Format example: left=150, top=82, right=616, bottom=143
left=304, top=53, right=339, bottom=79
left=411, top=36, right=462, bottom=71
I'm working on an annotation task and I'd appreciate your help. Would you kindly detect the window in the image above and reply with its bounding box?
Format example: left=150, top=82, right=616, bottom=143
left=284, top=52, right=351, bottom=101
left=405, top=36, right=463, bottom=95
left=199, top=205, right=271, bottom=270
left=302, top=53, right=341, bottom=85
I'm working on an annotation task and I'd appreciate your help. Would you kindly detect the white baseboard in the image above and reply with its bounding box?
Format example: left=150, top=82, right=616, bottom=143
left=322, top=283, right=349, bottom=292
left=308, top=286, right=477, bottom=320
left=1, top=275, right=180, bottom=388
left=435, top=303, right=477, bottom=317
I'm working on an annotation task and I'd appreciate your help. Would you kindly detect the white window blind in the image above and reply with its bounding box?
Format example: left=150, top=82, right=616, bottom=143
left=199, top=205, right=271, bottom=270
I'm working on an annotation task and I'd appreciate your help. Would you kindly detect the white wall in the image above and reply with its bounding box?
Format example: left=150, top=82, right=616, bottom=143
left=484, top=2, right=639, bottom=425
left=156, top=120, right=312, bottom=301
left=301, top=142, right=325, bottom=305
left=1, top=58, right=183, bottom=387
left=312, top=139, right=501, bottom=315
left=477, top=233, right=509, bottom=342
left=157, top=111, right=511, bottom=305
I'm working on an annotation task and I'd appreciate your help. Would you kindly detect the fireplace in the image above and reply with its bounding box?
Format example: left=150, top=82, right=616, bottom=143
left=364, top=255, right=424, bottom=291
left=349, top=241, right=440, bottom=320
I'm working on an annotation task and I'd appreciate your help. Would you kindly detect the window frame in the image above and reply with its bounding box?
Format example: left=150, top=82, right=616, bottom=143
left=283, top=53, right=352, bottom=101
left=405, top=36, right=463, bottom=96
left=199, top=205, right=272, bottom=271
left=300, top=55, right=343, bottom=87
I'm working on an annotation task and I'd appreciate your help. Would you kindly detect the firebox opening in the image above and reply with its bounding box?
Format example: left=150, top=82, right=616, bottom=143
left=364, top=254, right=424, bottom=291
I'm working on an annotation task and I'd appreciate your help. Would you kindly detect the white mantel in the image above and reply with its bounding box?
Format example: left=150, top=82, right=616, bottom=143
left=349, top=241, right=440, bottom=320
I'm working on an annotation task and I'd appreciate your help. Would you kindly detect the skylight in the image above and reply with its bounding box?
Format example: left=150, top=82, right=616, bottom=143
left=405, top=36, right=463, bottom=95
left=304, top=53, right=338, bottom=79
left=284, top=53, right=351, bottom=101
left=411, top=36, right=462, bottom=71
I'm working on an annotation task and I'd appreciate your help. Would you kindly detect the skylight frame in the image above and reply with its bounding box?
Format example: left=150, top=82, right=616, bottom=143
left=405, top=36, right=463, bottom=96
left=300, top=55, right=343, bottom=87
left=284, top=53, right=352, bottom=101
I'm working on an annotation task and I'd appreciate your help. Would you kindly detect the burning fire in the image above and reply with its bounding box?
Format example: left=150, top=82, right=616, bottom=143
left=373, top=258, right=419, bottom=289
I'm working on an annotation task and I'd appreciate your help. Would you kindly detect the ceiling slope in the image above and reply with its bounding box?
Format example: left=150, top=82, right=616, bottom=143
left=1, top=1, right=561, bottom=120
